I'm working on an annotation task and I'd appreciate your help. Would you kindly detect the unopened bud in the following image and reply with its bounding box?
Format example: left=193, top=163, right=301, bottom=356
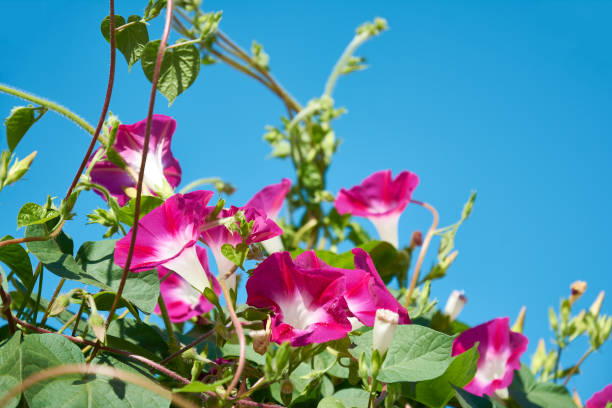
left=48, top=294, right=70, bottom=317
left=358, top=352, right=368, bottom=381
left=373, top=309, right=399, bottom=355
left=371, top=349, right=381, bottom=378
left=444, top=290, right=467, bottom=322
left=89, top=312, right=106, bottom=342
left=280, top=379, right=293, bottom=405
left=4, top=151, right=37, bottom=186
left=275, top=342, right=291, bottom=371
left=250, top=329, right=270, bottom=355
left=511, top=306, right=527, bottom=333
left=570, top=281, right=587, bottom=305
left=572, top=389, right=583, bottom=408
left=590, top=291, right=605, bottom=317
left=409, top=231, right=423, bottom=249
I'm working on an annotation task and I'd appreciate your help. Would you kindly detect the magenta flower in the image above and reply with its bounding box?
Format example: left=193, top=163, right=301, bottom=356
left=114, top=190, right=214, bottom=292
left=156, top=246, right=221, bottom=322
left=452, top=317, right=528, bottom=397
left=335, top=170, right=419, bottom=248
left=294, top=249, right=410, bottom=327
left=246, top=252, right=352, bottom=346
left=90, top=115, right=181, bottom=206
left=244, top=178, right=291, bottom=253
left=200, top=206, right=282, bottom=290
left=586, top=384, right=612, bottom=408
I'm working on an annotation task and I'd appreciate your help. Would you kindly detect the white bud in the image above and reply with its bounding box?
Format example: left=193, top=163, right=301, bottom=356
left=373, top=309, right=399, bottom=355
left=444, top=290, right=467, bottom=321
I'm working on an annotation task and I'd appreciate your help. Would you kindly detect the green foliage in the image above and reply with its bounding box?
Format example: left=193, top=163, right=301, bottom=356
left=407, top=344, right=479, bottom=408
left=509, top=365, right=577, bottom=408
left=4, top=105, right=46, bottom=152
left=350, top=325, right=454, bottom=383
left=107, top=318, right=169, bottom=362
left=17, top=202, right=60, bottom=228
left=141, top=40, right=200, bottom=105
left=0, top=235, right=33, bottom=288
left=0, top=333, right=22, bottom=408
left=318, top=388, right=369, bottom=408
left=101, top=15, right=149, bottom=69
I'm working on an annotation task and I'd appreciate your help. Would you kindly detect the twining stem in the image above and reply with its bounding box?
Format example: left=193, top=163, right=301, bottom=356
left=0, top=219, right=65, bottom=250
left=40, top=277, right=66, bottom=326
left=562, top=347, right=593, bottom=386
left=404, top=200, right=439, bottom=308
left=219, top=278, right=246, bottom=399
left=0, top=277, right=16, bottom=333
left=0, top=83, right=96, bottom=137
left=30, top=263, right=44, bottom=323
left=323, top=31, right=370, bottom=98
left=160, top=328, right=215, bottom=365
left=179, top=177, right=223, bottom=194
left=0, top=364, right=198, bottom=408
left=100, top=0, right=175, bottom=361
left=57, top=312, right=80, bottom=334
left=71, top=298, right=87, bottom=337
left=16, top=262, right=42, bottom=319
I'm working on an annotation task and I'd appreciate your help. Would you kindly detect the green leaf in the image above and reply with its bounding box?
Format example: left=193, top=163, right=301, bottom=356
left=75, top=239, right=160, bottom=313
left=101, top=15, right=149, bottom=68
left=270, top=362, right=315, bottom=405
left=21, top=333, right=169, bottom=408
left=0, top=333, right=22, bottom=408
left=17, top=202, right=60, bottom=228
left=454, top=386, right=494, bottom=408
left=318, top=397, right=347, bottom=408
left=349, top=325, right=453, bottom=383
left=26, top=224, right=112, bottom=289
left=328, top=388, right=370, bottom=408
left=313, top=349, right=351, bottom=379
left=222, top=342, right=265, bottom=365
left=107, top=318, right=169, bottom=362
left=116, top=196, right=164, bottom=226
left=141, top=40, right=200, bottom=105
left=509, top=365, right=576, bottom=408
left=409, top=344, right=479, bottom=408
left=4, top=106, right=46, bottom=152
left=0, top=235, right=33, bottom=288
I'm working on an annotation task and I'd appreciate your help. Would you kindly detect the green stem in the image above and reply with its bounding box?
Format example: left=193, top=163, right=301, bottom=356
left=0, top=83, right=97, bottom=138
left=16, top=263, right=42, bottom=319
left=323, top=32, right=370, bottom=98
left=40, top=278, right=66, bottom=326
left=178, top=177, right=223, bottom=194
left=157, top=294, right=178, bottom=350
left=30, top=264, right=44, bottom=323
left=166, top=37, right=202, bottom=50
left=562, top=347, right=593, bottom=386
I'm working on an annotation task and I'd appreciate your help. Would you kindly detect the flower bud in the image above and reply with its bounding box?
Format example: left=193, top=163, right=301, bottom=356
left=590, top=290, right=605, bottom=317
left=280, top=379, right=293, bottom=406
left=48, top=294, right=70, bottom=317
left=358, top=352, right=368, bottom=382
left=88, top=312, right=106, bottom=342
left=373, top=308, right=399, bottom=356
left=275, top=342, right=291, bottom=371
left=570, top=281, right=587, bottom=305
left=409, top=231, right=423, bottom=249
left=371, top=349, right=381, bottom=378
left=572, top=389, right=583, bottom=408
left=250, top=329, right=270, bottom=355
left=511, top=306, right=527, bottom=333
left=444, top=290, right=467, bottom=322
left=4, top=151, right=37, bottom=186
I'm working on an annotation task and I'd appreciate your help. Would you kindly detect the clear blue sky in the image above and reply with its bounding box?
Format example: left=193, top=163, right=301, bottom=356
left=1, top=0, right=610, bottom=398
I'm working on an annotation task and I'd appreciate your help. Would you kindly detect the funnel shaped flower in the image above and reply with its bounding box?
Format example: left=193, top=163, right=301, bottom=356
left=294, top=249, right=410, bottom=327
left=156, top=246, right=221, bottom=322
left=90, top=115, right=181, bottom=206
left=452, top=317, right=528, bottom=397
left=586, top=383, right=612, bottom=408
left=246, top=252, right=352, bottom=346
left=335, top=170, right=419, bottom=248
left=244, top=178, right=291, bottom=254
left=114, top=190, right=214, bottom=292
left=201, top=206, right=282, bottom=290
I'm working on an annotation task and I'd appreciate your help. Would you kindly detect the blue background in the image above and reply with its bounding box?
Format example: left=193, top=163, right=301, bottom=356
left=1, top=0, right=610, bottom=399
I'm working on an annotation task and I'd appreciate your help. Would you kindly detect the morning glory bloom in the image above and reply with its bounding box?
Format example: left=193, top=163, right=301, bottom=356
left=246, top=252, right=352, bottom=346
left=156, top=246, right=221, bottom=322
left=586, top=383, right=612, bottom=408
left=452, top=317, right=528, bottom=397
left=245, top=178, right=292, bottom=253
left=90, top=115, right=181, bottom=206
left=294, top=248, right=410, bottom=327
left=372, top=309, right=399, bottom=355
left=114, top=190, right=214, bottom=292
left=335, top=170, right=419, bottom=248
left=200, top=206, right=282, bottom=291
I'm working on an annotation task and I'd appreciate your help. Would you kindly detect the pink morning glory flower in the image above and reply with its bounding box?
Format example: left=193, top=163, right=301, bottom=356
left=335, top=170, right=419, bottom=248
left=114, top=190, right=214, bottom=292
left=244, top=178, right=291, bottom=253
left=295, top=249, right=410, bottom=327
left=452, top=317, right=528, bottom=397
left=90, top=115, right=181, bottom=206
left=246, top=252, right=352, bottom=346
left=200, top=206, right=282, bottom=291
left=586, top=383, right=612, bottom=408
left=156, top=246, right=221, bottom=322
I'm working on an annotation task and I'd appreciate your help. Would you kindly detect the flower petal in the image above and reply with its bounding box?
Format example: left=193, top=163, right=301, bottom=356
left=245, top=178, right=292, bottom=220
